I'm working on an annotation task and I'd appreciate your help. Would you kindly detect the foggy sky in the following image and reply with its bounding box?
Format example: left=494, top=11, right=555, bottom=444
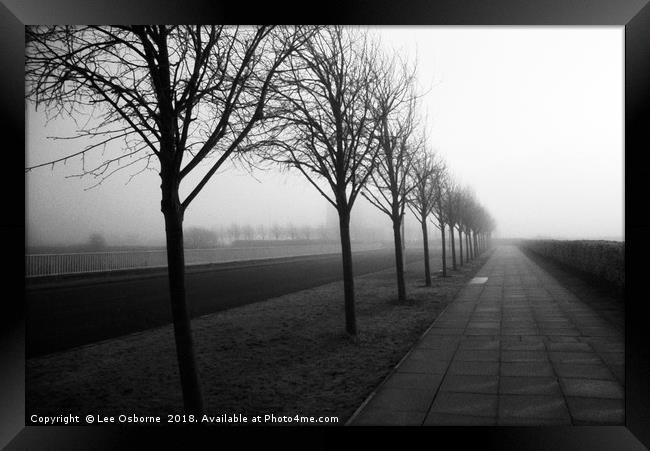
left=25, top=27, right=624, bottom=247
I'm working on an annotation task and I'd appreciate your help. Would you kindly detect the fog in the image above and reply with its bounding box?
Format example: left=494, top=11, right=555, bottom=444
left=25, top=27, right=624, bottom=249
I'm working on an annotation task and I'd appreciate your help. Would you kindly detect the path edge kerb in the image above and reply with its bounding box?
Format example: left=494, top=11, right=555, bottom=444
left=345, top=251, right=493, bottom=426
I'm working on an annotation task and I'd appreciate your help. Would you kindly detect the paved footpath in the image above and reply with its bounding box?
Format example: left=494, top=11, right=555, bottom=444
left=349, top=245, right=624, bottom=426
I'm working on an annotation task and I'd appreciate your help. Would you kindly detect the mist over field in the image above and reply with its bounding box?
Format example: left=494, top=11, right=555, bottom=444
left=25, top=27, right=624, bottom=250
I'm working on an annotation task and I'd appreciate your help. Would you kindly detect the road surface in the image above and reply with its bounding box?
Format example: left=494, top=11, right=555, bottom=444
left=26, top=249, right=423, bottom=357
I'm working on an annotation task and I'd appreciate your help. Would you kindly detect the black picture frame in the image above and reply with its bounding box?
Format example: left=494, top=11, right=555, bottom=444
left=3, top=1, right=649, bottom=449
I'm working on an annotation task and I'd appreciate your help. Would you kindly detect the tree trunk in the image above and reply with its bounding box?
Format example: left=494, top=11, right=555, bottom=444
left=161, top=187, right=204, bottom=415
left=401, top=213, right=406, bottom=252
left=338, top=209, right=357, bottom=336
left=440, top=220, right=447, bottom=277
left=473, top=231, right=478, bottom=256
left=421, top=216, right=431, bottom=286
left=449, top=223, right=457, bottom=270
left=458, top=226, right=463, bottom=266
left=466, top=230, right=472, bottom=260
left=392, top=216, right=406, bottom=302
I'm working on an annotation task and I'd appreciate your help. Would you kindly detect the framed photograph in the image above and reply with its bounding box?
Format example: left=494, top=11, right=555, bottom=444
left=3, top=0, right=649, bottom=449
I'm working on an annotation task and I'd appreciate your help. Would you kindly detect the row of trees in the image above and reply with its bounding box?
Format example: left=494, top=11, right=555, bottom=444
left=408, top=154, right=496, bottom=286
left=26, top=26, right=494, bottom=414
left=185, top=224, right=327, bottom=247
left=185, top=221, right=392, bottom=247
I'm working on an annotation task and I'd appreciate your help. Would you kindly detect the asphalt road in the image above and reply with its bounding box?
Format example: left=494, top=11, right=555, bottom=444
left=26, top=249, right=423, bottom=357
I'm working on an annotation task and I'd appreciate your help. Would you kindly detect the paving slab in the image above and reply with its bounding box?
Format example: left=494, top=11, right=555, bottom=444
left=501, top=361, right=555, bottom=377
left=558, top=378, right=624, bottom=399
left=499, top=376, right=562, bottom=396
left=382, top=372, right=444, bottom=391
left=566, top=397, right=625, bottom=424
left=352, top=409, right=426, bottom=426
left=423, top=413, right=497, bottom=426
left=501, top=350, right=548, bottom=362
left=363, top=387, right=437, bottom=412
left=498, top=394, right=571, bottom=420
left=348, top=245, right=624, bottom=426
left=427, top=392, right=498, bottom=417
left=438, top=374, right=499, bottom=394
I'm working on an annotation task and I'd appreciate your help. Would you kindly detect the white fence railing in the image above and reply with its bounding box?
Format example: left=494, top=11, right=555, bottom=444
left=25, top=243, right=384, bottom=278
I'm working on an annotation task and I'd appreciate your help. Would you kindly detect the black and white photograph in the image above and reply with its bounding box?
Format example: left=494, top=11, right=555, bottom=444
left=22, top=24, right=629, bottom=429
left=0, top=0, right=647, bottom=446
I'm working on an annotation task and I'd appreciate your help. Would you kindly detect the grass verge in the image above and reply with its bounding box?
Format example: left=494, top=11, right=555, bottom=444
left=27, top=250, right=492, bottom=424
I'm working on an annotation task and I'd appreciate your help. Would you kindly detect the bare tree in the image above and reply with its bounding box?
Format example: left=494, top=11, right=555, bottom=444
left=454, top=189, right=465, bottom=266
left=468, top=208, right=479, bottom=257
left=184, top=226, right=217, bottom=249
left=443, top=179, right=460, bottom=271
left=270, top=223, right=282, bottom=240
left=429, top=160, right=450, bottom=277
left=459, top=189, right=477, bottom=260
left=463, top=193, right=478, bottom=258
left=286, top=222, right=298, bottom=240
left=406, top=146, right=439, bottom=286
left=460, top=192, right=494, bottom=258
left=484, top=212, right=496, bottom=250
left=240, top=224, right=255, bottom=241
left=455, top=186, right=474, bottom=265
left=470, top=203, right=495, bottom=254
left=299, top=225, right=313, bottom=240
left=256, top=224, right=267, bottom=240
left=25, top=25, right=312, bottom=413
left=258, top=27, right=382, bottom=336
left=227, top=223, right=242, bottom=243
left=216, top=225, right=229, bottom=246
left=362, top=52, right=419, bottom=303
left=317, top=223, right=334, bottom=241
left=87, top=232, right=108, bottom=251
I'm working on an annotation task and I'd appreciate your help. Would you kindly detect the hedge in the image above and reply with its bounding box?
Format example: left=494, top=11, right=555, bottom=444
left=519, top=239, right=624, bottom=289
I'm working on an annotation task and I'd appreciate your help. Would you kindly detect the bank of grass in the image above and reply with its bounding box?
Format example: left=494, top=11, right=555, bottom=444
left=27, top=251, right=492, bottom=423
left=519, top=239, right=624, bottom=290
